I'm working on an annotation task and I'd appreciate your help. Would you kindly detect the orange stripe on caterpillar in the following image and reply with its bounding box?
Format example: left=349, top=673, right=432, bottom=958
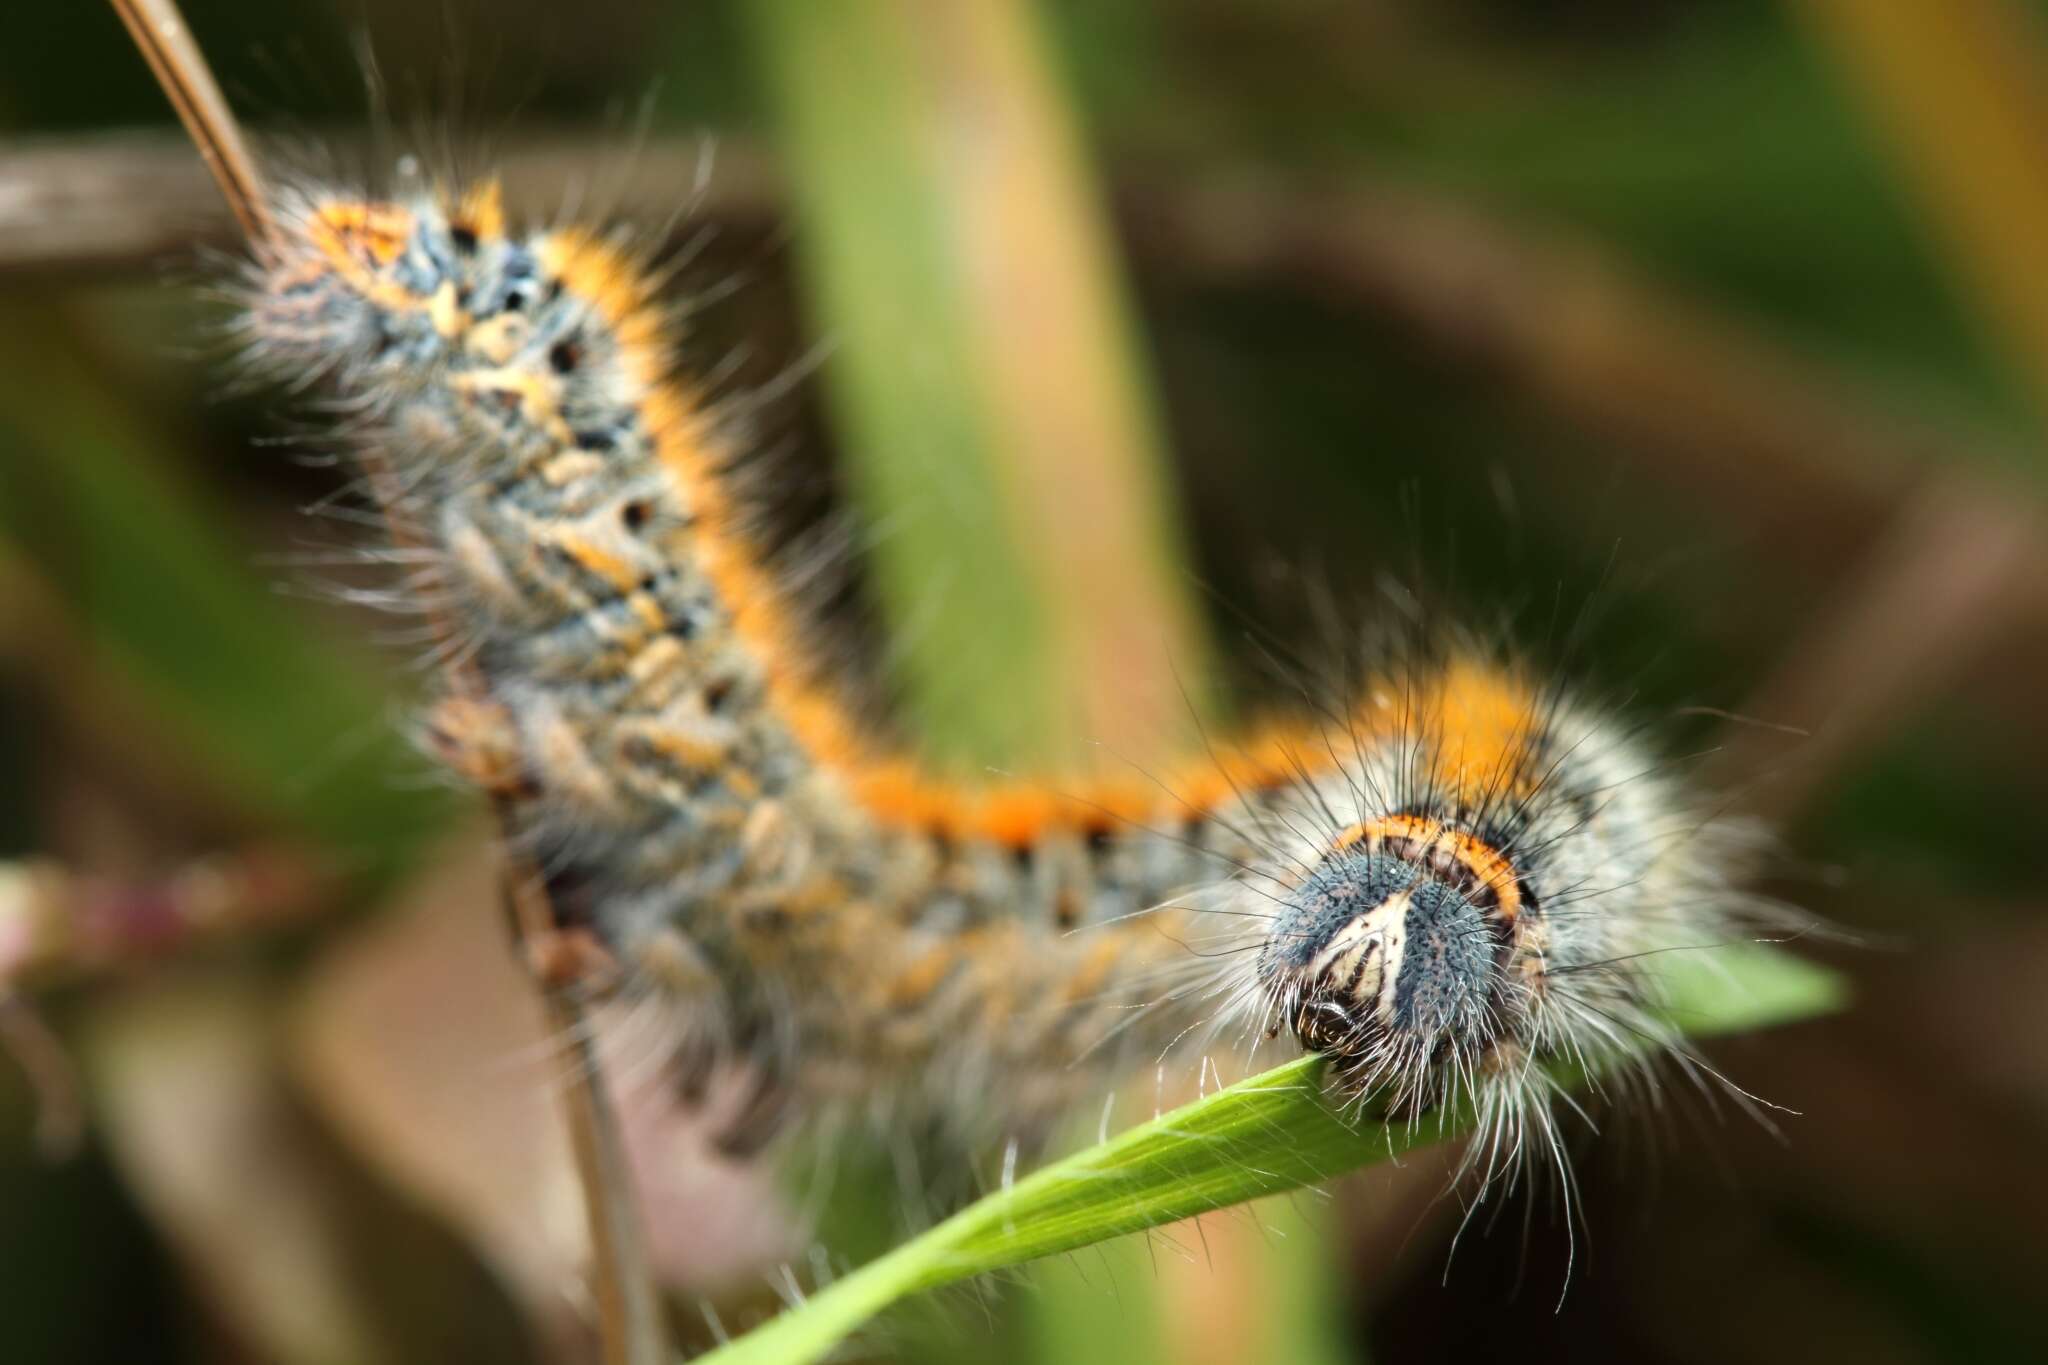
left=836, top=659, right=1536, bottom=853
left=1335, top=815, right=1525, bottom=923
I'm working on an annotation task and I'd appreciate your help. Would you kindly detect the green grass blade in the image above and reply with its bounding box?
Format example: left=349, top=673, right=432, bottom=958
left=739, top=0, right=1207, bottom=770
left=700, top=943, right=1845, bottom=1365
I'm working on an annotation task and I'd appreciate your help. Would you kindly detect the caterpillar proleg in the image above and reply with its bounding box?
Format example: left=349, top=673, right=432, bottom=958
left=230, top=165, right=1783, bottom=1202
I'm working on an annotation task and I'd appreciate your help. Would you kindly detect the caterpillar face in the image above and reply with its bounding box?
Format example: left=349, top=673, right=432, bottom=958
left=1259, top=820, right=1533, bottom=1102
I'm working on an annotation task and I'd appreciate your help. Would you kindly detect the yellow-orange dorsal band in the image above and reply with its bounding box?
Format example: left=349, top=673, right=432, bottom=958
left=1336, top=813, right=1524, bottom=922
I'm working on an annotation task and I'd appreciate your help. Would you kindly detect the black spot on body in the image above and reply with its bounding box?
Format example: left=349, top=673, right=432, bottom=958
left=539, top=860, right=602, bottom=930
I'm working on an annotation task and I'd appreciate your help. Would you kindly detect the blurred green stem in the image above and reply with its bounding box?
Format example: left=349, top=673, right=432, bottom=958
left=741, top=0, right=1208, bottom=769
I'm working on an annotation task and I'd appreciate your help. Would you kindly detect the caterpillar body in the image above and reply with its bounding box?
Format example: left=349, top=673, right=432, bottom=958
left=239, top=169, right=1768, bottom=1190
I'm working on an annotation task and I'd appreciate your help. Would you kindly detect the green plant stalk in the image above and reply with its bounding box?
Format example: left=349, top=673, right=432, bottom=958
left=741, top=0, right=1207, bottom=770
left=701, top=942, right=1846, bottom=1365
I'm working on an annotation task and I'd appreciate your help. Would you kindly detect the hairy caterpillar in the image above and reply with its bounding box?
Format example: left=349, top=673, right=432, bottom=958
left=234, top=164, right=1775, bottom=1205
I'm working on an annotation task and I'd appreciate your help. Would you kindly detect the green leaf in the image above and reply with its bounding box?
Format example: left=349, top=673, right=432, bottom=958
left=700, top=943, right=1845, bottom=1365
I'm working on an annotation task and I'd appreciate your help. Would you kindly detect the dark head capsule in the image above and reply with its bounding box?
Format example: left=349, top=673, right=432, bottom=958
left=1259, top=844, right=1514, bottom=1087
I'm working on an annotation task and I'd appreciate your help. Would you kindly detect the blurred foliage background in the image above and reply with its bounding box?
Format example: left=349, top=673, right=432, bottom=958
left=4, top=0, right=2048, bottom=1361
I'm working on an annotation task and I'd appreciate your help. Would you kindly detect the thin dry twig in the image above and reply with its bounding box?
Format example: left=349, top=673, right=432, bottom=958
left=0, top=842, right=334, bottom=1159
left=106, top=0, right=269, bottom=242
left=102, top=4, right=670, bottom=1362
left=0, top=847, right=332, bottom=987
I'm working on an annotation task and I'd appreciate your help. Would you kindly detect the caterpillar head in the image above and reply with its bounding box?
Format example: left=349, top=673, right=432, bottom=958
left=1257, top=815, right=1532, bottom=1103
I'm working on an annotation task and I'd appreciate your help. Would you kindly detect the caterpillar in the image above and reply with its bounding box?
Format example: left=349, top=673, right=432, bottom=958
left=228, top=165, right=1779, bottom=1204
